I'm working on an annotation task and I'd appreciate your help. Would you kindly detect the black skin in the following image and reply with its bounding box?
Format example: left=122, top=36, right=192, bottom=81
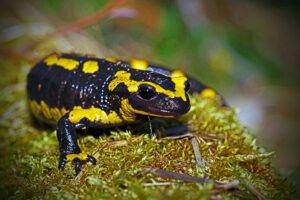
left=57, top=114, right=97, bottom=174
left=27, top=53, right=228, bottom=175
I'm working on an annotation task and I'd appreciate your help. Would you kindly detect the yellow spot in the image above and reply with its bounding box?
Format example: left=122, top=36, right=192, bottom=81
left=61, top=107, right=69, bottom=116
left=108, top=71, right=188, bottom=101
left=43, top=54, right=58, bottom=65
left=200, top=88, right=216, bottom=99
left=44, top=54, right=79, bottom=70
left=30, top=100, right=41, bottom=116
left=120, top=99, right=174, bottom=119
left=106, top=58, right=117, bottom=63
left=130, top=59, right=148, bottom=70
left=108, top=111, right=124, bottom=124
left=50, top=107, right=62, bottom=121
left=82, top=60, right=99, bottom=74
left=40, top=100, right=52, bottom=119
left=170, top=69, right=185, bottom=78
left=29, top=100, right=69, bottom=121
left=56, top=58, right=79, bottom=70
left=69, top=106, right=123, bottom=124
left=66, top=152, right=88, bottom=161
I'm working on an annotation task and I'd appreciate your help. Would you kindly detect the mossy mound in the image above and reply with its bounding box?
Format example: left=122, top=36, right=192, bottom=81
left=0, top=59, right=295, bottom=199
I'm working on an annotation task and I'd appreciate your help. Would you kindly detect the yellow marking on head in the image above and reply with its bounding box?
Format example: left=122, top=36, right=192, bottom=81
left=119, top=99, right=137, bottom=122
left=108, top=71, right=188, bottom=101
left=170, top=69, right=188, bottom=103
left=29, top=100, right=69, bottom=121
left=44, top=54, right=79, bottom=70
left=69, top=106, right=123, bottom=124
left=200, top=88, right=217, bottom=99
left=120, top=99, right=174, bottom=119
left=66, top=152, right=88, bottom=161
left=106, top=58, right=117, bottom=63
left=130, top=59, right=148, bottom=70
left=82, top=60, right=99, bottom=74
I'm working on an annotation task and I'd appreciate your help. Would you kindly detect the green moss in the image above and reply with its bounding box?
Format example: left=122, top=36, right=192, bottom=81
left=0, top=59, right=295, bottom=200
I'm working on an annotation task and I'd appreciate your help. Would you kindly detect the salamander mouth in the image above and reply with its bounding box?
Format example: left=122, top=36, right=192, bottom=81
left=146, top=105, right=190, bottom=117
left=128, top=93, right=191, bottom=118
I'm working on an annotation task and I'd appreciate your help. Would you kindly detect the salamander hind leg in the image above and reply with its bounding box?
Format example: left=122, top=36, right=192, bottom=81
left=57, top=113, right=96, bottom=175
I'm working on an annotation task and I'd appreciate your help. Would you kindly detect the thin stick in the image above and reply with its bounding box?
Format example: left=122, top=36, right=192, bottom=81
left=243, top=180, right=268, bottom=200
left=147, top=116, right=153, bottom=135
left=161, top=132, right=194, bottom=140
left=160, top=133, right=206, bottom=170
left=134, top=168, right=248, bottom=198
left=190, top=136, right=205, bottom=168
left=102, top=136, right=143, bottom=148
left=0, top=48, right=39, bottom=62
left=214, top=180, right=240, bottom=190
left=24, top=0, right=131, bottom=50
left=144, top=182, right=179, bottom=187
left=134, top=168, right=211, bottom=184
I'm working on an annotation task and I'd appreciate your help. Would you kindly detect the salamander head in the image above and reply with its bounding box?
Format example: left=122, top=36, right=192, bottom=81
left=109, top=70, right=190, bottom=119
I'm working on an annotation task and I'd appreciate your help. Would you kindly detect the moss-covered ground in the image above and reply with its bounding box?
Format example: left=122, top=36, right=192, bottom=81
left=0, top=57, right=296, bottom=199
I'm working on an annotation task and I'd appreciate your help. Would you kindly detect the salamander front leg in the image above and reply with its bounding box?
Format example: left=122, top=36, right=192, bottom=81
left=57, top=113, right=96, bottom=175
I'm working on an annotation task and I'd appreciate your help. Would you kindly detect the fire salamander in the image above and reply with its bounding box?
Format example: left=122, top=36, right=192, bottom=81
left=27, top=53, right=227, bottom=175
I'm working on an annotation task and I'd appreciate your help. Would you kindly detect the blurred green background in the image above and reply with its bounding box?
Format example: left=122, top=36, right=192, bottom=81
left=0, top=0, right=299, bottom=173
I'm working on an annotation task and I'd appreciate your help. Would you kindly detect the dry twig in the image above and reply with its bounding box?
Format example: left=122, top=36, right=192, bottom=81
left=243, top=180, right=268, bottom=200
left=144, top=182, right=179, bottom=187
left=24, top=0, right=132, bottom=50
left=190, top=136, right=205, bottom=168
left=134, top=168, right=211, bottom=184
left=0, top=0, right=132, bottom=60
left=134, top=168, right=249, bottom=198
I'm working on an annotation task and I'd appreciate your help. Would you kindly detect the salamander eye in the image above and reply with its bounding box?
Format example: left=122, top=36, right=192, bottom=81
left=184, top=81, right=190, bottom=92
left=138, top=85, right=156, bottom=100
